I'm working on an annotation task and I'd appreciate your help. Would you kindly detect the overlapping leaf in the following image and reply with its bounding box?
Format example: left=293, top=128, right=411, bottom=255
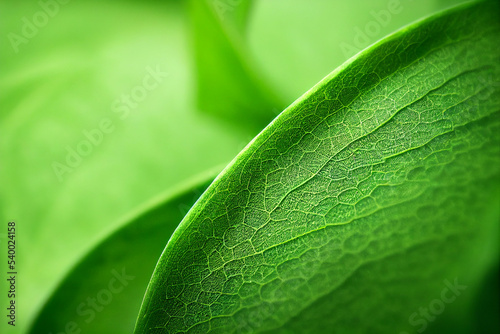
left=190, top=0, right=284, bottom=131
left=28, top=173, right=214, bottom=334
left=135, top=2, right=500, bottom=333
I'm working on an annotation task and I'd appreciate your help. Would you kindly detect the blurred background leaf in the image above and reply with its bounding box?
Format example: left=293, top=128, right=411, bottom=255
left=0, top=1, right=249, bottom=332
left=189, top=0, right=284, bottom=132
left=28, top=171, right=215, bottom=334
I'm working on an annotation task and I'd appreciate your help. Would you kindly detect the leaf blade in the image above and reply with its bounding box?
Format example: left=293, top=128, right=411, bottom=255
left=135, top=2, right=500, bottom=333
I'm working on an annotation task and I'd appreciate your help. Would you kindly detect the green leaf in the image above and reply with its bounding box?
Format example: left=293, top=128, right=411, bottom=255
left=189, top=0, right=284, bottom=131
left=135, top=2, right=500, bottom=333
left=28, top=171, right=215, bottom=334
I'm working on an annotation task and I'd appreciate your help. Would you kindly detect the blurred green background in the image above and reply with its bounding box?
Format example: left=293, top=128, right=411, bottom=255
left=0, top=0, right=479, bottom=333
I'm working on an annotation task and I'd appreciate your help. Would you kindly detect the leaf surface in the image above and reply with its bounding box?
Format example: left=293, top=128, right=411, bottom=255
left=135, top=2, right=500, bottom=333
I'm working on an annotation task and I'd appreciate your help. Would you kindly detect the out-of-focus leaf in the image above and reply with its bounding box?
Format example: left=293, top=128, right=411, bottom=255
left=0, top=1, right=248, bottom=332
left=189, top=0, right=284, bottom=131
left=135, top=2, right=500, bottom=333
left=211, top=0, right=254, bottom=32
left=28, top=171, right=215, bottom=334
